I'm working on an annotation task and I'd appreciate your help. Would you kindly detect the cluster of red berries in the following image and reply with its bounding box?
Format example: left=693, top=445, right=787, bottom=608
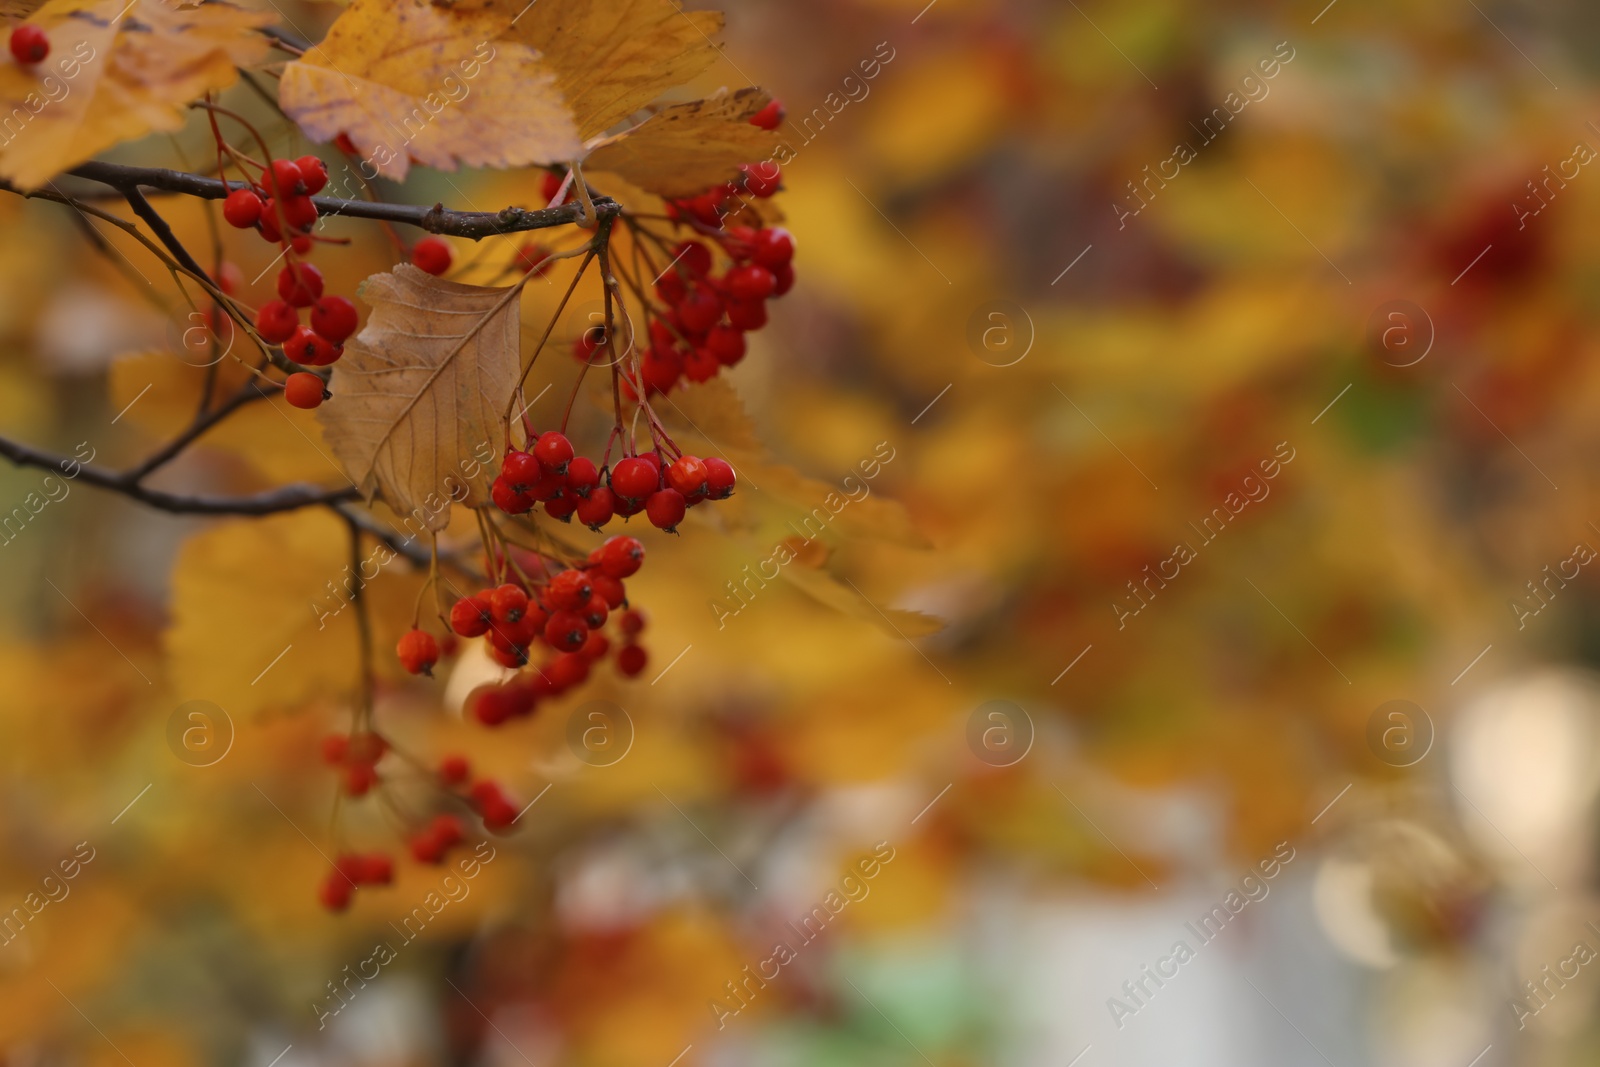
left=605, top=226, right=795, bottom=398
left=315, top=745, right=523, bottom=910
left=9, top=24, right=47, bottom=64
left=321, top=731, right=388, bottom=797
left=490, top=430, right=736, bottom=534
left=219, top=155, right=360, bottom=412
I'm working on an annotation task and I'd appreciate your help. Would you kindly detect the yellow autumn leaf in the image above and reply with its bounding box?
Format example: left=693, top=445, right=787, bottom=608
left=0, top=0, right=270, bottom=189
left=494, top=0, right=724, bottom=141
left=278, top=0, right=582, bottom=183
left=585, top=87, right=779, bottom=199
left=108, top=351, right=348, bottom=487
left=164, top=510, right=424, bottom=719
left=317, top=264, right=519, bottom=530
left=778, top=562, right=943, bottom=638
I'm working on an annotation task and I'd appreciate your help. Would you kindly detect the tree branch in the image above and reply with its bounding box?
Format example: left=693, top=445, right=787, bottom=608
left=65, top=161, right=620, bottom=239
left=122, top=378, right=268, bottom=484
left=0, top=433, right=356, bottom=515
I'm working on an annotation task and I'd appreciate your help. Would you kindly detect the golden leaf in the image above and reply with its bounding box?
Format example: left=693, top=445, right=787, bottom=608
left=0, top=0, right=270, bottom=189
left=164, top=510, right=424, bottom=719
left=278, top=0, right=582, bottom=183
left=317, top=264, right=519, bottom=531
left=585, top=87, right=780, bottom=199
left=496, top=0, right=724, bottom=140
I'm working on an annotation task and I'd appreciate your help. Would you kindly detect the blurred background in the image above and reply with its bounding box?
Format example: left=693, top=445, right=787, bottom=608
left=3, top=0, right=1600, bottom=1063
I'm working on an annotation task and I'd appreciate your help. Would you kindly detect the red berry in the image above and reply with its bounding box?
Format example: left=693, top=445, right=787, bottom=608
left=705, top=325, right=745, bottom=366
left=284, top=372, right=327, bottom=409
left=432, top=813, right=465, bottom=845
left=335, top=133, right=358, bottom=155
left=666, top=455, right=708, bottom=497
left=358, top=853, right=394, bottom=885
left=546, top=569, right=593, bottom=611
left=565, top=456, right=599, bottom=497
left=222, top=188, right=262, bottom=228
left=598, top=536, right=645, bottom=578
left=753, top=228, right=795, bottom=269
left=283, top=194, right=319, bottom=230
left=277, top=262, right=324, bottom=307
left=286, top=325, right=341, bottom=367
left=726, top=264, right=776, bottom=302
left=704, top=457, right=737, bottom=499
left=310, top=295, right=359, bottom=344
left=501, top=450, right=542, bottom=489
left=269, top=158, right=305, bottom=197
left=677, top=286, right=722, bottom=337
left=487, top=643, right=529, bottom=670
left=619, top=608, right=647, bottom=636
left=749, top=98, right=785, bottom=131
left=319, top=872, right=353, bottom=911
left=671, top=241, right=713, bottom=277
left=291, top=234, right=313, bottom=255
left=541, top=169, right=566, bottom=204
left=656, top=271, right=687, bottom=305
left=410, top=830, right=446, bottom=865
left=772, top=262, right=795, bottom=296
left=609, top=456, right=660, bottom=501
left=9, top=25, right=47, bottom=64
left=396, top=628, right=439, bottom=675
left=295, top=155, right=329, bottom=194
left=544, top=610, right=588, bottom=652
left=682, top=347, right=718, bottom=383
left=617, top=643, right=648, bottom=677
left=590, top=572, right=626, bottom=609
left=576, top=486, right=615, bottom=530
left=491, top=476, right=534, bottom=515
left=439, top=754, right=470, bottom=785
left=548, top=651, right=590, bottom=689
left=742, top=161, right=781, bottom=197
left=533, top=430, right=574, bottom=473
left=449, top=594, right=492, bottom=637
left=574, top=324, right=608, bottom=364
left=646, top=488, right=686, bottom=531
left=581, top=631, right=611, bottom=660
left=344, top=762, right=377, bottom=796
left=257, top=199, right=282, bottom=242
left=580, top=592, right=609, bottom=630
left=488, top=583, right=528, bottom=623
left=726, top=298, right=767, bottom=331
left=256, top=299, right=299, bottom=344
left=412, top=236, right=452, bottom=275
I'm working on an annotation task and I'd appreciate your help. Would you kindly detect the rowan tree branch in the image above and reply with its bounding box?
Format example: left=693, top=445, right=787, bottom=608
left=65, top=162, right=620, bottom=239
left=0, top=433, right=356, bottom=515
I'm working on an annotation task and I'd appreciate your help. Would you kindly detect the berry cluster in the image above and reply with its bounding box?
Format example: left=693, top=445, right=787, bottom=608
left=490, top=430, right=736, bottom=534
left=220, top=155, right=361, bottom=411
left=315, top=745, right=522, bottom=911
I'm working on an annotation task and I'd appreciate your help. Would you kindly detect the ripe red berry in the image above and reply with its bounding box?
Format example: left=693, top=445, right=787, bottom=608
left=491, top=476, right=534, bottom=515
left=749, top=98, right=785, bottom=131
left=284, top=371, right=327, bottom=409
left=540, top=169, right=566, bottom=204
left=449, top=594, right=492, bottom=637
left=565, top=456, right=599, bottom=497
left=576, top=486, right=615, bottom=530
left=546, top=569, right=593, bottom=611
left=656, top=271, right=687, bottom=305
left=295, top=155, right=329, bottom=194
left=322, top=734, right=350, bottom=764
left=256, top=299, right=299, bottom=344
left=439, top=754, right=470, bottom=785
left=487, top=643, right=528, bottom=670
left=488, top=583, right=528, bottom=623
left=742, top=161, right=781, bottom=198
left=646, top=488, right=686, bottom=531
left=283, top=194, right=319, bottom=230
left=704, top=457, right=737, bottom=499
left=222, top=188, right=262, bottom=228
left=291, top=234, right=313, bottom=255
left=677, top=286, right=722, bottom=337
left=619, top=608, right=647, bottom=636
left=501, top=450, right=542, bottom=489
left=396, top=628, right=439, bottom=675
left=666, top=455, right=708, bottom=497
left=726, top=264, right=776, bottom=302
left=410, top=830, right=446, bottom=865
left=543, top=610, right=589, bottom=652
left=358, top=853, right=394, bottom=885
left=516, top=243, right=553, bottom=276
left=344, top=762, right=377, bottom=796
left=610, top=456, right=660, bottom=501
left=753, top=228, right=795, bottom=269
left=412, top=236, right=452, bottom=275
left=617, top=643, right=648, bottom=677
left=589, top=572, right=626, bottom=609
left=581, top=631, right=611, bottom=660
left=533, top=430, right=574, bottom=473
left=682, top=347, right=718, bottom=383
left=671, top=241, right=713, bottom=277
left=257, top=199, right=282, bottom=242
left=277, top=262, right=324, bottom=307
left=310, top=295, right=359, bottom=344
left=772, top=262, right=795, bottom=296
left=269, top=158, right=305, bottom=197
left=726, top=298, right=767, bottom=331
left=319, top=872, right=353, bottom=911
left=9, top=24, right=47, bottom=64
left=705, top=325, right=745, bottom=366
left=432, top=813, right=465, bottom=845
left=580, top=592, right=609, bottom=630
left=285, top=325, right=341, bottom=367
left=598, top=536, right=645, bottom=578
